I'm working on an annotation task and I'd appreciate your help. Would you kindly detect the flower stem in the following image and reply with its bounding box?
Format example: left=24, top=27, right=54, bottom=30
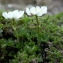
left=36, top=15, right=40, bottom=45
left=12, top=19, right=19, bottom=43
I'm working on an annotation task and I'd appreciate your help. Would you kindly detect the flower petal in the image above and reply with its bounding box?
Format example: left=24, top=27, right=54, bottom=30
left=30, top=7, right=36, bottom=15
left=2, top=12, right=8, bottom=19
left=36, top=6, right=42, bottom=16
left=26, top=8, right=31, bottom=15
left=41, top=6, right=47, bottom=14
left=37, top=12, right=43, bottom=16
left=36, top=6, right=41, bottom=12
left=7, top=12, right=13, bottom=19
left=16, top=11, right=24, bottom=19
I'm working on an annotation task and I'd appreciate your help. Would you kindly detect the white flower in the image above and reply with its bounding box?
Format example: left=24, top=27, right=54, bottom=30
left=2, top=10, right=24, bottom=20
left=26, top=6, right=47, bottom=16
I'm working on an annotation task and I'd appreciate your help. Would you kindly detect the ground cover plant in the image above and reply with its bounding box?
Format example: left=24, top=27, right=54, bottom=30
left=0, top=6, right=63, bottom=63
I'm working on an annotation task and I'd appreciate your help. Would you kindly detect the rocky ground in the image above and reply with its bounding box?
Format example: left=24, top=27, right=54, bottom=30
left=0, top=0, right=63, bottom=14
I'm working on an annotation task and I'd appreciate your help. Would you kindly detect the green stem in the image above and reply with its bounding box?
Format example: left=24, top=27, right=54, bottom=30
left=36, top=15, right=40, bottom=45
left=12, top=19, right=19, bottom=43
left=15, top=28, right=19, bottom=42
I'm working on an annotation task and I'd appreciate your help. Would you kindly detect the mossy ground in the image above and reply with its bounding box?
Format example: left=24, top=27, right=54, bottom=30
left=0, top=12, right=63, bottom=63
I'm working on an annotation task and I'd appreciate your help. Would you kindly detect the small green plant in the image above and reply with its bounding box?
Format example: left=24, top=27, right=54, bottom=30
left=0, top=7, right=63, bottom=63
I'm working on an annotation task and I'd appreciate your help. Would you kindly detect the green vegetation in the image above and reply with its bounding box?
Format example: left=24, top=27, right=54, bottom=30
left=0, top=12, right=63, bottom=63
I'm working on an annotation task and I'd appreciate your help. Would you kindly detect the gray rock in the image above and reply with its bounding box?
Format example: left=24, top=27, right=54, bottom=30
left=0, top=0, right=63, bottom=14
